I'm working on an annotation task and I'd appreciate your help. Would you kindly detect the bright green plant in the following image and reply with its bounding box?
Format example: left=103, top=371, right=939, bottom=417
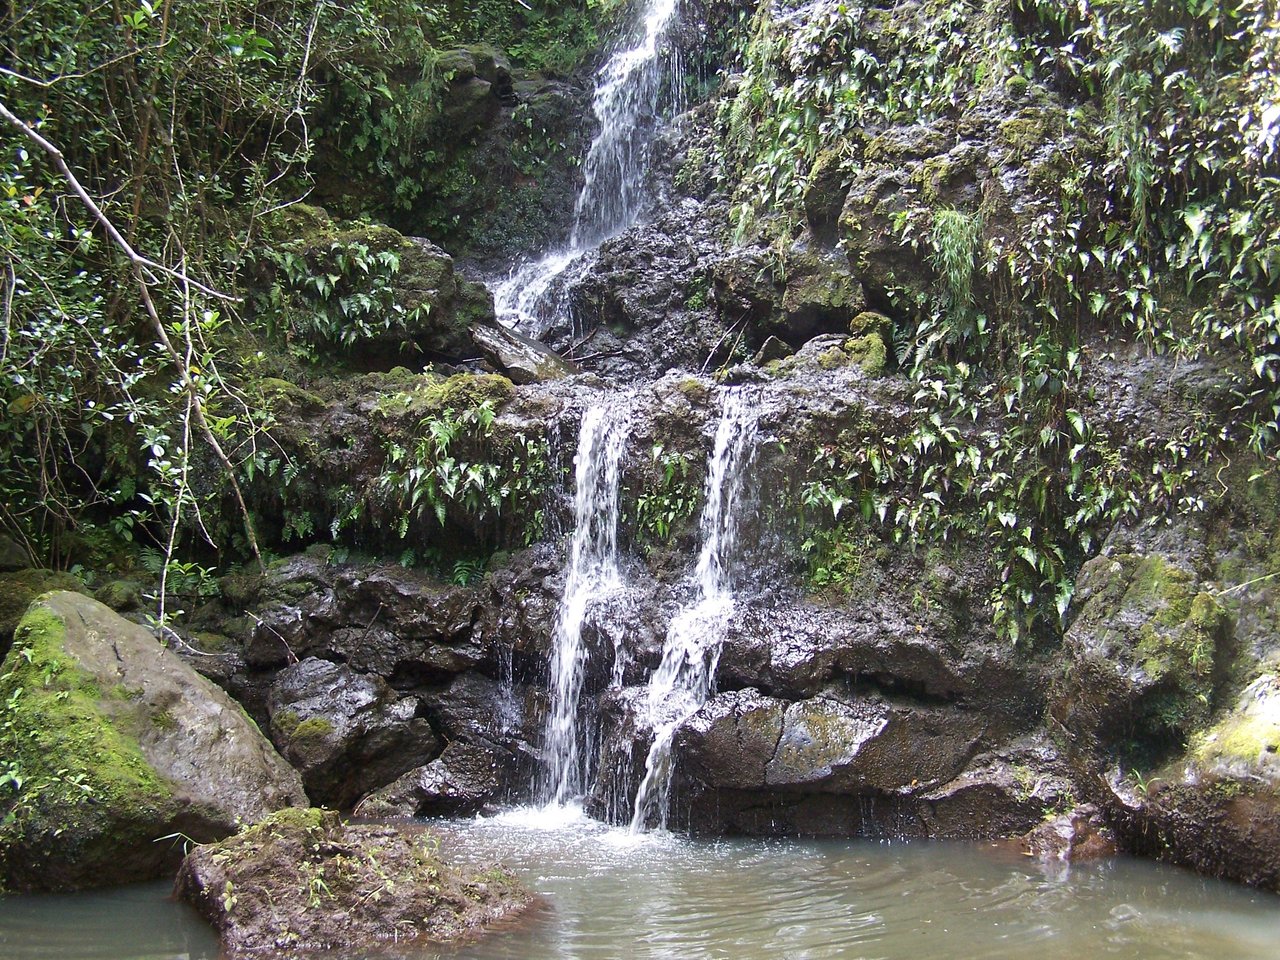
left=379, top=399, right=550, bottom=551
left=633, top=444, right=700, bottom=544
left=261, top=240, right=420, bottom=351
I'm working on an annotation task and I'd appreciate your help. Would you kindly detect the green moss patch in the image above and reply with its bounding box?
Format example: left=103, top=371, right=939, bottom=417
left=1190, top=675, right=1280, bottom=789
left=817, top=335, right=887, bottom=375
left=374, top=372, right=515, bottom=419
left=290, top=717, right=335, bottom=742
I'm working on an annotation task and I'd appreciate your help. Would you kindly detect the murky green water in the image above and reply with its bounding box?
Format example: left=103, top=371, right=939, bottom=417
left=3, top=806, right=1278, bottom=960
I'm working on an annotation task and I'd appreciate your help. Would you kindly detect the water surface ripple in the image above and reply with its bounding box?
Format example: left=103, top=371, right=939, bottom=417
left=3, top=809, right=1279, bottom=960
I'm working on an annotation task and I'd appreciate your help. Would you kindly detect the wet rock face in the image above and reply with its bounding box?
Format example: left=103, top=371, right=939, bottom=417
left=267, top=658, right=439, bottom=809
left=359, top=741, right=513, bottom=817
left=1051, top=510, right=1280, bottom=891
left=677, top=689, right=987, bottom=796
left=188, top=548, right=560, bottom=812
left=1053, top=549, right=1230, bottom=760
left=175, top=809, right=530, bottom=958
left=0, top=593, right=305, bottom=892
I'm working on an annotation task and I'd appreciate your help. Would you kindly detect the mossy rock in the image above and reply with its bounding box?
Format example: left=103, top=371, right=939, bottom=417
left=0, top=593, right=305, bottom=892
left=849, top=311, right=891, bottom=339
left=816, top=334, right=887, bottom=375
left=255, top=378, right=326, bottom=415
left=435, top=48, right=478, bottom=81
left=677, top=377, right=712, bottom=404
left=94, top=579, right=144, bottom=613
left=1190, top=673, right=1280, bottom=787
left=0, top=599, right=176, bottom=891
left=375, top=372, right=515, bottom=419
left=803, top=149, right=850, bottom=244
left=1057, top=550, right=1233, bottom=762
left=175, top=808, right=530, bottom=957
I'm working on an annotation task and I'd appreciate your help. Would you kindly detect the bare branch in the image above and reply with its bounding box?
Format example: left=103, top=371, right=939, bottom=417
left=0, top=102, right=239, bottom=302
left=0, top=99, right=265, bottom=572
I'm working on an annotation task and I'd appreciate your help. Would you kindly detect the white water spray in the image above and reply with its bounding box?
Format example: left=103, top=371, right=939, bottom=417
left=541, top=403, right=631, bottom=805
left=629, top=389, right=760, bottom=832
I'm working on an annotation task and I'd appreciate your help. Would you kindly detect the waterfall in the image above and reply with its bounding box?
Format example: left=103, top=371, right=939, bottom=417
left=629, top=389, right=760, bottom=831
left=493, top=0, right=681, bottom=335
left=541, top=403, right=631, bottom=806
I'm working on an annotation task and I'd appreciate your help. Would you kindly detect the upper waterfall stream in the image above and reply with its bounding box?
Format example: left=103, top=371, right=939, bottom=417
left=492, top=0, right=679, bottom=335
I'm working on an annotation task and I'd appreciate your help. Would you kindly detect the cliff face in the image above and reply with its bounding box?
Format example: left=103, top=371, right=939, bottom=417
left=158, top=0, right=1278, bottom=888
left=4, top=0, right=1278, bottom=894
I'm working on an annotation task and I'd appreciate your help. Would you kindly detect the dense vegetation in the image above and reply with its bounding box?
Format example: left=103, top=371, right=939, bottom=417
left=2, top=0, right=1278, bottom=649
left=0, top=0, right=601, bottom=603
left=721, top=0, right=1280, bottom=640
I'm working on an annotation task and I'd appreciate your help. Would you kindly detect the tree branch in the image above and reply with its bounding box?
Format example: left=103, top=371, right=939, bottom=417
left=0, top=99, right=265, bottom=572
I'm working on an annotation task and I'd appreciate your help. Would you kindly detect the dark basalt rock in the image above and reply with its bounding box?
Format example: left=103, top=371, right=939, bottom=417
left=676, top=688, right=987, bottom=795
left=359, top=740, right=513, bottom=817
left=267, top=658, right=440, bottom=809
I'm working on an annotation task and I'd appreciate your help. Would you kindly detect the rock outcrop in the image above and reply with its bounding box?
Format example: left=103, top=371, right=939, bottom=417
left=267, top=658, right=440, bottom=808
left=175, top=808, right=529, bottom=957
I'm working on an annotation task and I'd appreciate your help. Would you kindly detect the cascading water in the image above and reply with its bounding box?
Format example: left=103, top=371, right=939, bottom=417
left=541, top=403, right=631, bottom=806
left=493, top=0, right=680, bottom=335
left=569, top=0, right=678, bottom=249
left=629, top=389, right=760, bottom=832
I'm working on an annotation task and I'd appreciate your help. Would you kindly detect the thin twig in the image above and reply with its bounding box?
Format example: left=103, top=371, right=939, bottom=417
left=1217, top=570, right=1280, bottom=597
left=700, top=314, right=750, bottom=376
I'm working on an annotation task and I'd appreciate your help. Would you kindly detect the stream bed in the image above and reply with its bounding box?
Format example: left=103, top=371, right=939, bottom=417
left=3, top=806, right=1278, bottom=960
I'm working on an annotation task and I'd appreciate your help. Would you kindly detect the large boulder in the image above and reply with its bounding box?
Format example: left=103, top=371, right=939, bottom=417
left=1054, top=550, right=1230, bottom=758
left=0, top=592, right=306, bottom=891
left=175, top=808, right=529, bottom=958
left=266, top=657, right=441, bottom=808
left=676, top=689, right=987, bottom=796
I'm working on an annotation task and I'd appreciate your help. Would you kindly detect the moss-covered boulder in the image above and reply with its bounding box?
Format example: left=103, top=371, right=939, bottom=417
left=0, top=592, right=306, bottom=892
left=1053, top=512, right=1280, bottom=890
left=256, top=204, right=494, bottom=368
left=174, top=808, right=530, bottom=958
